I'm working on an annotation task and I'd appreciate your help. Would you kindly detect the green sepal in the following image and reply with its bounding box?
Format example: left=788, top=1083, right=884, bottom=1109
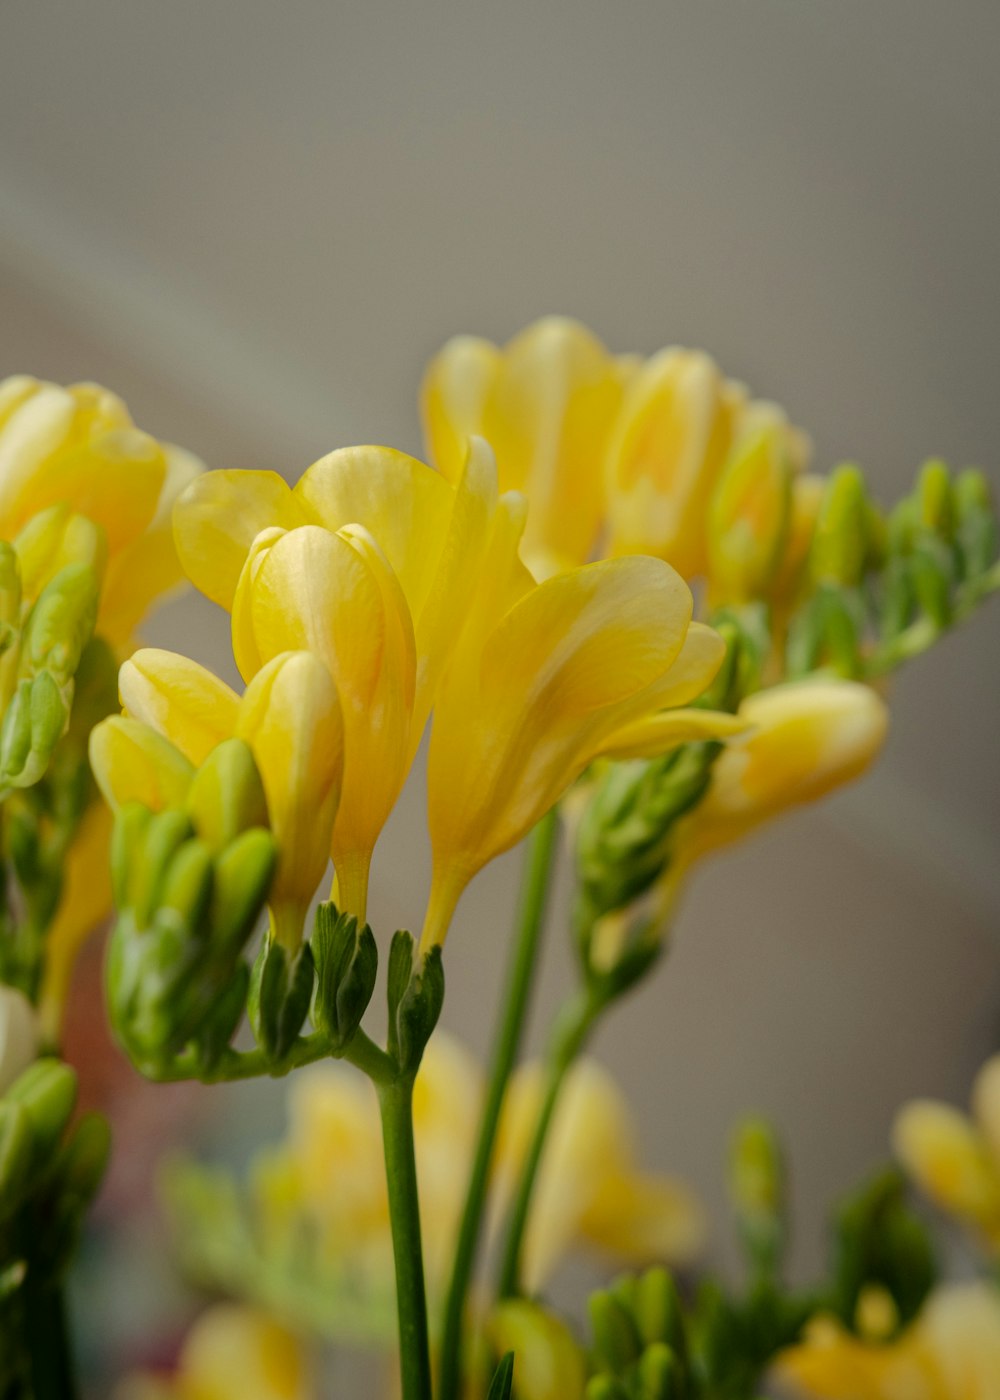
left=486, top=1352, right=515, bottom=1400
left=385, top=930, right=444, bottom=1076
left=249, top=938, right=315, bottom=1062
left=310, top=902, right=378, bottom=1051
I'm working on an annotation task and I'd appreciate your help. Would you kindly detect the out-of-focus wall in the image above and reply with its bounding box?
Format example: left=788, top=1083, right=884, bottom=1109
left=1, top=0, right=999, bottom=1383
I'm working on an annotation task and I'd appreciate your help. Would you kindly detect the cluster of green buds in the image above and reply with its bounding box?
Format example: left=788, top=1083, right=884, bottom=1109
left=785, top=459, right=999, bottom=680
left=107, top=738, right=278, bottom=1079
left=0, top=507, right=104, bottom=799
left=107, top=736, right=445, bottom=1087
left=0, top=1060, right=109, bottom=1392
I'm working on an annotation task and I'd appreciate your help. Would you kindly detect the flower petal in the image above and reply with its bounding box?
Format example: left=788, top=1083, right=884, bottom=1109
left=120, top=649, right=240, bottom=766
left=89, top=715, right=195, bottom=811
left=421, top=335, right=501, bottom=485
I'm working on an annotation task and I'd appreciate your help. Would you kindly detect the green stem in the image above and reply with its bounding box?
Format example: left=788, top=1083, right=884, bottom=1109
left=437, top=812, right=560, bottom=1400
left=22, top=1260, right=78, bottom=1399
left=377, top=1075, right=433, bottom=1400
left=496, top=987, right=600, bottom=1298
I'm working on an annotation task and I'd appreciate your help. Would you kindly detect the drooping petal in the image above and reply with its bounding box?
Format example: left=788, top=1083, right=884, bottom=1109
left=893, top=1100, right=1000, bottom=1246
left=89, top=715, right=195, bottom=812
left=173, top=469, right=306, bottom=609
left=120, top=648, right=240, bottom=766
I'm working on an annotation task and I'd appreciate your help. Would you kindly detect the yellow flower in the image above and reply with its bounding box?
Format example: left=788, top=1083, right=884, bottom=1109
left=773, top=1283, right=1000, bottom=1400
left=114, top=1304, right=315, bottom=1400
left=674, top=678, right=889, bottom=865
left=422, top=317, right=632, bottom=577
left=487, top=1300, right=587, bottom=1400
left=422, top=319, right=811, bottom=588
left=893, top=1054, right=1000, bottom=1255
left=173, top=440, right=509, bottom=915
left=0, top=375, right=201, bottom=644
left=422, top=525, right=742, bottom=946
left=249, top=1035, right=702, bottom=1306
left=492, top=1058, right=706, bottom=1293
left=92, top=649, right=343, bottom=949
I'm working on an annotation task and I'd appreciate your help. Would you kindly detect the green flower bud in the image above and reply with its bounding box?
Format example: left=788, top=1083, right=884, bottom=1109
left=954, top=469, right=998, bottom=580
left=589, top=1288, right=641, bottom=1375
left=110, top=802, right=154, bottom=910
left=585, top=1379, right=629, bottom=1400
left=157, top=838, right=215, bottom=931
left=810, top=464, right=870, bottom=586
left=133, top=809, right=195, bottom=927
left=708, top=426, right=793, bottom=602
left=0, top=671, right=70, bottom=792
left=637, top=1343, right=684, bottom=1400
left=20, top=561, right=99, bottom=689
left=916, top=459, right=954, bottom=538
left=634, top=1269, right=686, bottom=1358
left=0, top=1100, right=34, bottom=1221
left=208, top=827, right=277, bottom=961
left=186, top=738, right=269, bottom=851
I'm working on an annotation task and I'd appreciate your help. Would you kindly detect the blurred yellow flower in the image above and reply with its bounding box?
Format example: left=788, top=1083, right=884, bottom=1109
left=115, top=1304, right=316, bottom=1400
left=773, top=1283, right=1000, bottom=1400
left=422, top=318, right=811, bottom=594
left=492, top=1058, right=706, bottom=1293
left=0, top=374, right=201, bottom=645
left=423, top=520, right=741, bottom=945
left=173, top=439, right=512, bottom=915
left=250, top=1033, right=703, bottom=1307
left=92, top=650, right=343, bottom=949
left=422, top=317, right=632, bottom=577
left=894, top=1054, right=1000, bottom=1256
left=487, top=1300, right=587, bottom=1400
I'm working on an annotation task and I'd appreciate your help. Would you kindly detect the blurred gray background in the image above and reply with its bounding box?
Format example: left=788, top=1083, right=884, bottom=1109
left=2, top=0, right=999, bottom=1384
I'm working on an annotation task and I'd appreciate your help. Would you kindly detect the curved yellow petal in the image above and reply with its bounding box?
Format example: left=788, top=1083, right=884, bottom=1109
left=173, top=469, right=306, bottom=609
left=893, top=1100, right=1000, bottom=1243
left=597, top=706, right=747, bottom=761
left=581, top=1168, right=708, bottom=1267
left=120, top=648, right=241, bottom=766
left=972, top=1055, right=1000, bottom=1173
left=488, top=1301, right=587, bottom=1400
left=235, top=652, right=343, bottom=947
left=89, top=715, right=195, bottom=811
left=605, top=348, right=744, bottom=577
left=420, top=334, right=501, bottom=484
left=685, top=679, right=889, bottom=857
left=481, top=316, right=625, bottom=572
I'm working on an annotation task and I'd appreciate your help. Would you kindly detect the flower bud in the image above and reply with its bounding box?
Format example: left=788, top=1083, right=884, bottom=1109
left=810, top=464, right=871, bottom=587
left=185, top=738, right=268, bottom=852
left=707, top=418, right=793, bottom=603
left=0, top=985, right=39, bottom=1094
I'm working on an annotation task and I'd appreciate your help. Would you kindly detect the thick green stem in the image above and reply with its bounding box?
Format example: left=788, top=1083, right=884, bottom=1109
left=496, top=988, right=599, bottom=1298
left=377, top=1076, right=433, bottom=1400
left=437, top=812, right=560, bottom=1400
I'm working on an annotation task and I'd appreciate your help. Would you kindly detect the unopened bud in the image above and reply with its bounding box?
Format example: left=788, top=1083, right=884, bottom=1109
left=810, top=464, right=870, bottom=587
left=186, top=738, right=269, bottom=851
left=917, top=459, right=954, bottom=538
left=707, top=424, right=793, bottom=602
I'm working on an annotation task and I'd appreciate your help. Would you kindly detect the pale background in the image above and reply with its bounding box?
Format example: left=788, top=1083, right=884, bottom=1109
left=2, top=0, right=999, bottom=1387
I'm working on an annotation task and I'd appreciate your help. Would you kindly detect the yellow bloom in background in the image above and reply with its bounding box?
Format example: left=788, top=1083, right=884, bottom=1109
left=423, top=529, right=742, bottom=946
left=173, top=439, right=512, bottom=914
left=248, top=1034, right=703, bottom=1308
left=114, top=1304, right=316, bottom=1400
left=893, top=1054, right=1000, bottom=1256
left=487, top=1300, right=587, bottom=1400
left=422, top=317, right=632, bottom=577
left=773, top=1283, right=1000, bottom=1400
left=92, top=649, right=343, bottom=948
left=0, top=374, right=201, bottom=645
left=492, top=1058, right=707, bottom=1293
left=674, top=678, right=889, bottom=864
left=422, top=318, right=811, bottom=593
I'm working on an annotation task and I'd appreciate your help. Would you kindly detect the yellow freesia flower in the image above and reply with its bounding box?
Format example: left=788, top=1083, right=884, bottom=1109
left=422, top=317, right=633, bottom=577
left=249, top=1034, right=703, bottom=1308
left=487, top=1300, right=587, bottom=1400
left=492, top=1058, right=707, bottom=1292
left=0, top=375, right=201, bottom=644
left=674, top=678, right=889, bottom=864
left=894, top=1054, right=1000, bottom=1256
left=422, top=319, right=811, bottom=591
left=92, top=649, right=343, bottom=949
left=773, top=1283, right=1000, bottom=1400
left=173, top=439, right=511, bottom=915
left=422, top=522, right=743, bottom=946
left=115, top=1304, right=316, bottom=1400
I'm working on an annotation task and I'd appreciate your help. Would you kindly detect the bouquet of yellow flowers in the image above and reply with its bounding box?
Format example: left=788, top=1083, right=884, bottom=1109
left=0, top=318, right=998, bottom=1399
